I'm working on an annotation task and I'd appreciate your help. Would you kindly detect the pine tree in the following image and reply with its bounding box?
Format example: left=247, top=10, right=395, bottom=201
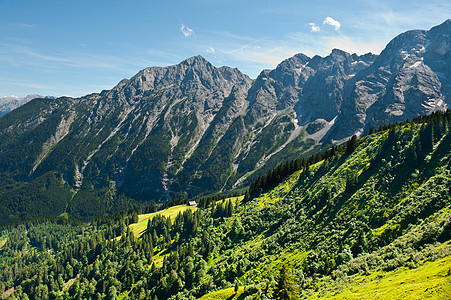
left=346, top=135, right=358, bottom=155
left=274, top=265, right=299, bottom=300
left=420, top=123, right=434, bottom=154
left=131, top=211, right=139, bottom=224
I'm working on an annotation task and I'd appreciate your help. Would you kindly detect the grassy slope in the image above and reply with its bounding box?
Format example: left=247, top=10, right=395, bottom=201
left=0, top=236, right=7, bottom=250
left=202, top=256, right=451, bottom=300
left=314, top=255, right=451, bottom=300
left=198, top=122, right=451, bottom=299
left=130, top=205, right=197, bottom=238
left=199, top=286, right=245, bottom=300
left=115, top=205, right=199, bottom=299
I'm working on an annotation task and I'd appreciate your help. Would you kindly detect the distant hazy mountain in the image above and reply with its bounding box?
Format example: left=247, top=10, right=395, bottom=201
left=0, top=94, right=44, bottom=117
left=0, top=20, right=449, bottom=223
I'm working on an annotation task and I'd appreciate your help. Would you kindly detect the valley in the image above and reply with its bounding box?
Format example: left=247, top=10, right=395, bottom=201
left=0, top=19, right=450, bottom=300
left=0, top=111, right=450, bottom=299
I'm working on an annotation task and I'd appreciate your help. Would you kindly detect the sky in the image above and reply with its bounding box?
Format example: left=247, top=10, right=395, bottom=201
left=0, top=0, right=450, bottom=98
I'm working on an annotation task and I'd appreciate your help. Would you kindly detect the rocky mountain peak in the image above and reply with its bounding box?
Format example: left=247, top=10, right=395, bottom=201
left=106, top=56, right=251, bottom=106
left=330, top=20, right=450, bottom=140
left=330, top=48, right=350, bottom=58
left=430, top=19, right=451, bottom=32
left=377, top=29, right=427, bottom=66
left=276, top=53, right=310, bottom=70
left=180, top=55, right=211, bottom=67
left=426, top=19, right=450, bottom=57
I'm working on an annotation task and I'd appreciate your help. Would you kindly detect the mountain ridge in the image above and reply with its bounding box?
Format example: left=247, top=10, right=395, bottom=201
left=0, top=20, right=449, bottom=223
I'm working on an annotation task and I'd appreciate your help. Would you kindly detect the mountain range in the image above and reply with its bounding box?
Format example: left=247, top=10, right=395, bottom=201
left=0, top=94, right=45, bottom=117
left=0, top=20, right=449, bottom=223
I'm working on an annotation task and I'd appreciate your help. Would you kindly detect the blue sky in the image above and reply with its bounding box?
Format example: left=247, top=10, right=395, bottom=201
left=1, top=0, right=450, bottom=98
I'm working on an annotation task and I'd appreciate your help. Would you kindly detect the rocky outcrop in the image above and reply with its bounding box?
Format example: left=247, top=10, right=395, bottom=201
left=331, top=20, right=450, bottom=139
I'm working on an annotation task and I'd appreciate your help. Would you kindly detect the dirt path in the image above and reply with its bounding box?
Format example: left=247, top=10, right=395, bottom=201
left=0, top=237, right=7, bottom=249
left=2, top=287, right=14, bottom=299
left=60, top=273, right=81, bottom=295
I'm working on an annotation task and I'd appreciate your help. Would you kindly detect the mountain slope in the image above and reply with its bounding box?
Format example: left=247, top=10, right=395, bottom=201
left=332, top=20, right=450, bottom=139
left=1, top=110, right=450, bottom=299
left=0, top=20, right=449, bottom=223
left=188, top=110, right=451, bottom=299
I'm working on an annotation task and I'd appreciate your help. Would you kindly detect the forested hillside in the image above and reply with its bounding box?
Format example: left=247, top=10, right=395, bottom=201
left=0, top=110, right=450, bottom=299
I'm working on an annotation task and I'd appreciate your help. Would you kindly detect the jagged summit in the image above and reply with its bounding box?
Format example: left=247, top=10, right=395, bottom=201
left=105, top=55, right=251, bottom=106
left=180, top=55, right=211, bottom=66
left=330, top=48, right=349, bottom=55
left=328, top=20, right=450, bottom=139
left=430, top=18, right=451, bottom=31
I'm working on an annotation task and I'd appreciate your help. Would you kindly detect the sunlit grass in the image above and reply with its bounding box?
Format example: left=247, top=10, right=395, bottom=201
left=0, top=235, right=8, bottom=250
left=199, top=286, right=245, bottom=300
left=130, top=205, right=197, bottom=238
left=314, top=256, right=451, bottom=299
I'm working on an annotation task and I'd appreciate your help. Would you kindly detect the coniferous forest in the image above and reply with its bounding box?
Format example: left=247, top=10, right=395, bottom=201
left=1, top=110, right=450, bottom=299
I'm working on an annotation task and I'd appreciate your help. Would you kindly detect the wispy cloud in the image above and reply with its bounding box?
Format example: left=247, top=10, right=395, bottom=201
left=20, top=23, right=36, bottom=28
left=206, top=47, right=215, bottom=54
left=0, top=39, right=192, bottom=96
left=8, top=80, right=115, bottom=97
left=323, top=17, right=341, bottom=30
left=0, top=41, right=149, bottom=72
left=180, top=24, right=194, bottom=37
left=8, top=81, right=56, bottom=90
left=342, top=1, right=450, bottom=41
left=196, top=34, right=304, bottom=76
left=308, top=22, right=320, bottom=32
left=326, top=36, right=385, bottom=55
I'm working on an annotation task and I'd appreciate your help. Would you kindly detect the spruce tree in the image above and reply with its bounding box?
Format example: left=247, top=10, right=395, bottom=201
left=346, top=135, right=358, bottom=155
left=274, top=265, right=299, bottom=300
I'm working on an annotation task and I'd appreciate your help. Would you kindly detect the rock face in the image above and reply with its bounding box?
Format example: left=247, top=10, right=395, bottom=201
left=332, top=20, right=450, bottom=138
left=0, top=20, right=449, bottom=219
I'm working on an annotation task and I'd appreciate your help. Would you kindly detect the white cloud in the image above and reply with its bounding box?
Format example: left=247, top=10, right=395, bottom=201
left=206, top=47, right=215, bottom=53
left=180, top=24, right=194, bottom=37
left=308, top=22, right=320, bottom=32
left=323, top=17, right=341, bottom=30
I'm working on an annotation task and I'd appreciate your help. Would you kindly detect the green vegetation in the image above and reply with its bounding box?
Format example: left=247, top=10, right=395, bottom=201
left=204, top=256, right=451, bottom=300
left=0, top=171, right=74, bottom=225
left=130, top=205, right=197, bottom=238
left=199, top=286, right=245, bottom=300
left=0, top=110, right=450, bottom=299
left=314, top=255, right=451, bottom=299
